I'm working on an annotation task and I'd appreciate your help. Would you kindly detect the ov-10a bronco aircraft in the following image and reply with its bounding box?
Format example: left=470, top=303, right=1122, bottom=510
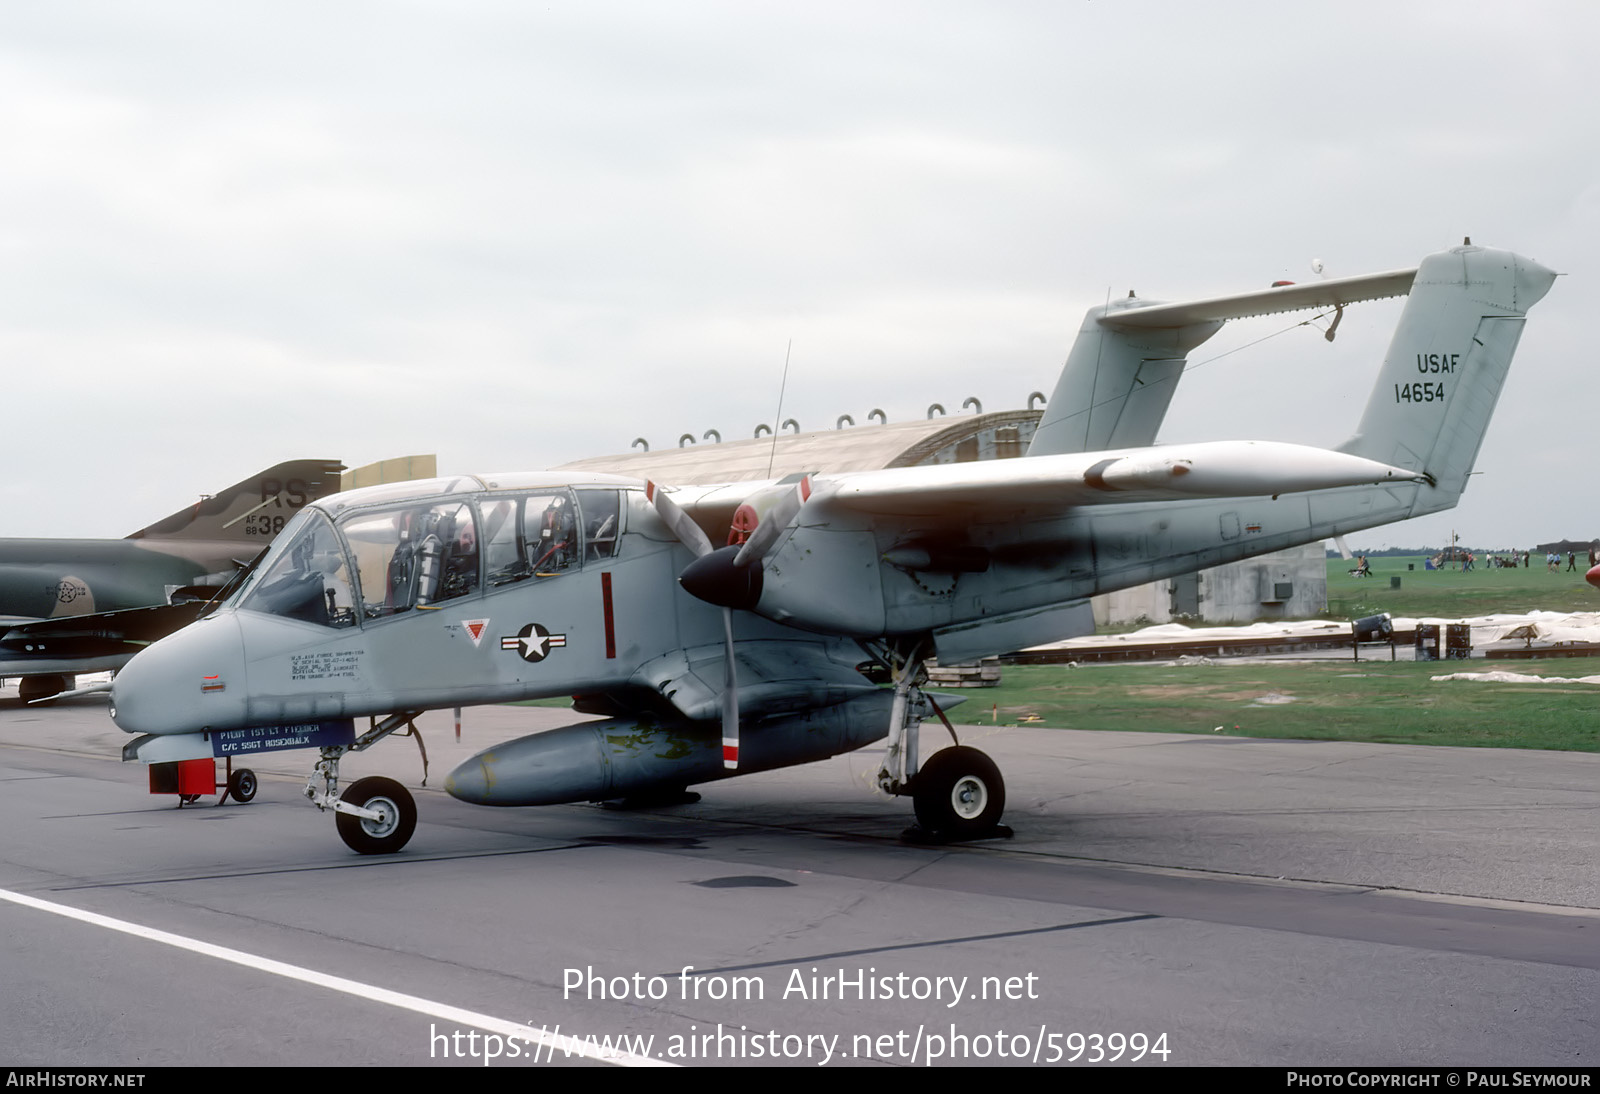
left=105, top=243, right=1554, bottom=854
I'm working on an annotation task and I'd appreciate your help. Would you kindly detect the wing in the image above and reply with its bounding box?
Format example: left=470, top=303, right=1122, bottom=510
left=810, top=440, right=1429, bottom=518
left=0, top=601, right=211, bottom=679
left=0, top=601, right=210, bottom=660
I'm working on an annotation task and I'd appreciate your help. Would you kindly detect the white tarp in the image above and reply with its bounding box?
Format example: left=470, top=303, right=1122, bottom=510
left=1029, top=611, right=1600, bottom=654
left=1431, top=670, right=1600, bottom=686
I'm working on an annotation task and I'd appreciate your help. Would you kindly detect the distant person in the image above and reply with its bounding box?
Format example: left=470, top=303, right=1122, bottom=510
left=1354, top=555, right=1371, bottom=578
left=1568, top=551, right=1577, bottom=572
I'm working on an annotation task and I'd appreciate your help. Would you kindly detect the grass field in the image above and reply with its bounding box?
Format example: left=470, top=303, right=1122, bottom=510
left=975, top=556, right=1600, bottom=750
left=524, top=654, right=1600, bottom=751
left=1325, top=554, right=1597, bottom=619
left=521, top=558, right=1600, bottom=752
left=969, top=658, right=1599, bottom=752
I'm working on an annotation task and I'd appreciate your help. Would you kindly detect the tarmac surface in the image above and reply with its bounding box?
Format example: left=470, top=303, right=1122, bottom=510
left=1, top=681, right=1595, bottom=1068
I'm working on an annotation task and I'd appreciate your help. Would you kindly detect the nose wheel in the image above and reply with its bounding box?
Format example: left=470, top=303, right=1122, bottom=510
left=333, top=776, right=417, bottom=855
left=304, top=713, right=426, bottom=854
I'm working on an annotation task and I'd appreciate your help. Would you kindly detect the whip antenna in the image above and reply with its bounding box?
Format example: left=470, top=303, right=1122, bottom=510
left=766, top=339, right=792, bottom=478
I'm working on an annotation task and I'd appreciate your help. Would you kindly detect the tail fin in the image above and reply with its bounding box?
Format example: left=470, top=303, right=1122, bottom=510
left=1337, top=244, right=1556, bottom=514
left=126, top=459, right=346, bottom=542
left=1030, top=265, right=1418, bottom=456
left=1026, top=303, right=1218, bottom=455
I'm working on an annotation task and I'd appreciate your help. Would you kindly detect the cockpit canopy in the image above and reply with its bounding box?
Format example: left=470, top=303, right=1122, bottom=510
left=238, top=487, right=624, bottom=628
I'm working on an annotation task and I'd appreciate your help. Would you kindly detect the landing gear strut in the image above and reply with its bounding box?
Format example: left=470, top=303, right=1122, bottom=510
left=305, top=711, right=425, bottom=854
left=872, top=641, right=1010, bottom=843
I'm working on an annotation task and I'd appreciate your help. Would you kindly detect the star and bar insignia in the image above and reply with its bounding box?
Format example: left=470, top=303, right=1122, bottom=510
left=501, top=623, right=567, bottom=663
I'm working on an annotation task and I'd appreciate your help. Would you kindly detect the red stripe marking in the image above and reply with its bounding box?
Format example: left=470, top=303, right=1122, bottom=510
left=722, top=744, right=738, bottom=763
left=600, top=571, right=616, bottom=659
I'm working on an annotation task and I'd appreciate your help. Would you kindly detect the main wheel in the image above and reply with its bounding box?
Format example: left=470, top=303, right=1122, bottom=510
left=228, top=767, right=258, bottom=803
left=913, top=746, right=1005, bottom=839
left=335, top=776, right=417, bottom=855
left=18, top=675, right=68, bottom=705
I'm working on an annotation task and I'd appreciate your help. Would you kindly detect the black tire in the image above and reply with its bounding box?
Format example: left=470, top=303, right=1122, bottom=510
left=228, top=768, right=258, bottom=804
left=913, top=746, right=1005, bottom=838
left=335, top=776, right=417, bottom=855
left=18, top=675, right=68, bottom=706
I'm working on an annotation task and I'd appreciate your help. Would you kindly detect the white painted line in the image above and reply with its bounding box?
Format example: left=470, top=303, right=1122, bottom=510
left=0, top=887, right=673, bottom=1068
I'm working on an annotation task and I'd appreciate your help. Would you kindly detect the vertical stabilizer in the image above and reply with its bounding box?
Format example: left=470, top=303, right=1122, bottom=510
left=1337, top=245, right=1556, bottom=513
left=128, top=459, right=347, bottom=542
left=1026, top=302, right=1222, bottom=456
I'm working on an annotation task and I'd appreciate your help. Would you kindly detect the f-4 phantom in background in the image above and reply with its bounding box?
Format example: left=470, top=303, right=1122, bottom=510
left=108, top=244, right=1554, bottom=854
left=0, top=460, right=345, bottom=702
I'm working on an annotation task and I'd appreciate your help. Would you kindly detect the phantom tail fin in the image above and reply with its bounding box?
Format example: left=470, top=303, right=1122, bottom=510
left=1337, top=244, right=1556, bottom=514
left=127, top=459, right=346, bottom=543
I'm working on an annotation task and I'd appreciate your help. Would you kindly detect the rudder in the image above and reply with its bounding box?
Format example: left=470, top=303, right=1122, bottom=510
left=1336, top=244, right=1555, bottom=514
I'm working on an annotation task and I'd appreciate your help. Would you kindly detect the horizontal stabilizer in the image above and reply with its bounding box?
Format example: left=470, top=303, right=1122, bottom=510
left=1102, top=267, right=1417, bottom=329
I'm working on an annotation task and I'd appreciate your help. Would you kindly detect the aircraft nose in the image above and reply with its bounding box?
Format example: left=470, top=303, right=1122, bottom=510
left=111, top=613, right=248, bottom=735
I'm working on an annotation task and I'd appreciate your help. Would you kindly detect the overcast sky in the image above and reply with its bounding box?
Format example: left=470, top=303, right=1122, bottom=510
left=2, top=1, right=1592, bottom=548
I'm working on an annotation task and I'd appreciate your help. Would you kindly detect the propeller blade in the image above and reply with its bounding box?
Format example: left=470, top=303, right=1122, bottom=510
left=646, top=480, right=714, bottom=558
left=720, top=607, right=739, bottom=769
left=652, top=479, right=748, bottom=767
left=732, top=475, right=812, bottom=568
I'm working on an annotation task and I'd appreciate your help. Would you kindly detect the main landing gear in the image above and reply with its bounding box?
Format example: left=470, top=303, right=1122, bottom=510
left=305, top=712, right=426, bottom=855
left=873, top=643, right=1011, bottom=843
left=17, top=675, right=71, bottom=706
left=912, top=745, right=1005, bottom=839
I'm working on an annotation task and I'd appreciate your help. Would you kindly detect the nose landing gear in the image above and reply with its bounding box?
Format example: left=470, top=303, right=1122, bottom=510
left=333, top=776, right=417, bottom=855
left=305, top=712, right=426, bottom=854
